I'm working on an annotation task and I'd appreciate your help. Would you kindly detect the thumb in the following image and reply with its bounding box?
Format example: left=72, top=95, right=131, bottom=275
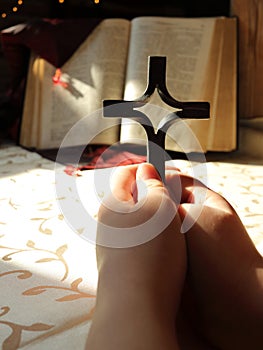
left=136, top=162, right=162, bottom=184
left=135, top=163, right=167, bottom=202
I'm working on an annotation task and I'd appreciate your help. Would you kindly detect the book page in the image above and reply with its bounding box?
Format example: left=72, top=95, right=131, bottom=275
left=184, top=17, right=225, bottom=151
left=21, top=19, right=131, bottom=150
left=177, top=17, right=237, bottom=152
left=119, top=16, right=218, bottom=152
left=206, top=17, right=237, bottom=151
left=20, top=53, right=44, bottom=148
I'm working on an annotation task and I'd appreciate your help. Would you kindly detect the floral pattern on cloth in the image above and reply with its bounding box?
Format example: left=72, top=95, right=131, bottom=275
left=0, top=145, right=262, bottom=349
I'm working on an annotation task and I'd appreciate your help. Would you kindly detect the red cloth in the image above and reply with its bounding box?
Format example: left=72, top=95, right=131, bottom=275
left=64, top=146, right=146, bottom=176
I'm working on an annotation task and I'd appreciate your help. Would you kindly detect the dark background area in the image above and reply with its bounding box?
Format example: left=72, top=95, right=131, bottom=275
left=0, top=1, right=230, bottom=30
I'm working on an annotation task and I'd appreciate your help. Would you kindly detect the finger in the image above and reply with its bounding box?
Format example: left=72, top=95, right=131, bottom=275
left=178, top=173, right=233, bottom=211
left=178, top=184, right=236, bottom=222
left=136, top=162, right=162, bottom=181
left=110, top=164, right=139, bottom=202
left=165, top=173, right=214, bottom=227
left=136, top=162, right=167, bottom=197
left=135, top=162, right=177, bottom=217
left=174, top=176, right=209, bottom=233
left=164, top=169, right=182, bottom=204
left=165, top=165, right=181, bottom=172
left=165, top=172, right=198, bottom=204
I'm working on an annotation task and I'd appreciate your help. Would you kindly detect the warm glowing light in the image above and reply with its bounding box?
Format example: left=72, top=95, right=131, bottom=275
left=52, top=68, right=68, bottom=88
left=0, top=0, right=24, bottom=19
left=94, top=0, right=100, bottom=3
left=58, top=0, right=64, bottom=3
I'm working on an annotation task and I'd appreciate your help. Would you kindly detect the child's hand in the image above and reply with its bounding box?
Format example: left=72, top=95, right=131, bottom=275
left=166, top=167, right=263, bottom=349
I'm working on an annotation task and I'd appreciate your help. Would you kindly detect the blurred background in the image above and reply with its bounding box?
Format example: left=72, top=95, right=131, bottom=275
left=0, top=0, right=230, bottom=139
left=0, top=0, right=230, bottom=30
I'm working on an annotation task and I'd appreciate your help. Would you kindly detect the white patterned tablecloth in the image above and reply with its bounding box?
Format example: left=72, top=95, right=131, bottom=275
left=0, top=145, right=262, bottom=349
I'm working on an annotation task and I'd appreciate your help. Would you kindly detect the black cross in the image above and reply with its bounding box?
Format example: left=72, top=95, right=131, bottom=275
left=103, top=56, right=209, bottom=182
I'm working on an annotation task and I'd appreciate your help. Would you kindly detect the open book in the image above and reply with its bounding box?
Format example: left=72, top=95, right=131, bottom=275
left=19, top=16, right=237, bottom=154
